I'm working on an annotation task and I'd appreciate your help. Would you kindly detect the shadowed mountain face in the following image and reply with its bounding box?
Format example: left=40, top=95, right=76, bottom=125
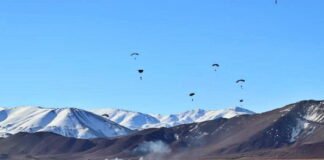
left=0, top=100, right=323, bottom=160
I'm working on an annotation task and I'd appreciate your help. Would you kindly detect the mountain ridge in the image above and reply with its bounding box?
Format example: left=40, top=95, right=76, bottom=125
left=0, top=106, right=131, bottom=139
left=0, top=105, right=254, bottom=138
left=0, top=100, right=323, bottom=160
left=91, top=107, right=255, bottom=130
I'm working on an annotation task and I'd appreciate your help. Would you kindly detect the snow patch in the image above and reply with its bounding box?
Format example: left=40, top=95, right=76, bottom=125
left=303, top=105, right=324, bottom=123
left=92, top=109, right=160, bottom=130
left=290, top=119, right=314, bottom=142
left=280, top=107, right=293, bottom=113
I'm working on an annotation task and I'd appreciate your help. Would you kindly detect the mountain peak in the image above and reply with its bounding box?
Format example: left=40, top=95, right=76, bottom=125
left=182, top=108, right=206, bottom=114
left=0, top=106, right=132, bottom=139
left=92, top=107, right=255, bottom=130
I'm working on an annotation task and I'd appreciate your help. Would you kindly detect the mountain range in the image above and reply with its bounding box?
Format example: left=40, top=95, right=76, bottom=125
left=0, top=106, right=254, bottom=138
left=92, top=107, right=254, bottom=130
left=0, top=106, right=131, bottom=139
left=0, top=100, right=323, bottom=160
left=0, top=100, right=324, bottom=160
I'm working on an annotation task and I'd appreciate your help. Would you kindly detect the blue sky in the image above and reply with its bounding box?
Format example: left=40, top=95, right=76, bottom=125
left=0, top=0, right=323, bottom=114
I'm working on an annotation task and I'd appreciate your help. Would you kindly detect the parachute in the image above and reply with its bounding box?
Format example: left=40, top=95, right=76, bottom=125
left=138, top=69, right=144, bottom=80
left=236, top=79, right=245, bottom=83
left=131, top=52, right=140, bottom=60
left=102, top=114, right=109, bottom=118
left=236, top=79, right=246, bottom=89
left=189, top=92, right=195, bottom=102
left=239, top=99, right=244, bottom=107
left=212, top=63, right=220, bottom=71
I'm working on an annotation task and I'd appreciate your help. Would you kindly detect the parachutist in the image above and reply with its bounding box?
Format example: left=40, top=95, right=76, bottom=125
left=138, top=69, right=144, bottom=80
left=236, top=79, right=245, bottom=89
left=212, top=63, right=220, bottom=71
left=189, top=93, right=195, bottom=102
left=131, top=52, right=140, bottom=60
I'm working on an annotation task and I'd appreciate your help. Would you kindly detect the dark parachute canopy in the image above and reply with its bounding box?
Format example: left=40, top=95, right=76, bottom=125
left=189, top=92, right=195, bottom=102
left=102, top=114, right=109, bottom=118
left=138, top=69, right=144, bottom=73
left=239, top=99, right=244, bottom=107
left=212, top=63, right=220, bottom=71
left=131, top=52, right=140, bottom=60
left=138, top=69, right=144, bottom=80
left=236, top=79, right=245, bottom=83
left=240, top=99, right=244, bottom=107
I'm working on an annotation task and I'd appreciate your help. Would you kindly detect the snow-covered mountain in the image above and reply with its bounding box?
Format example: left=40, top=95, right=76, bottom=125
left=92, top=107, right=254, bottom=130
left=93, top=108, right=160, bottom=130
left=0, top=106, right=131, bottom=139
left=0, top=106, right=254, bottom=138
